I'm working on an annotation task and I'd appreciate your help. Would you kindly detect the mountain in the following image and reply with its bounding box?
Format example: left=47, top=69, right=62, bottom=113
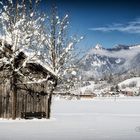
left=80, top=44, right=140, bottom=80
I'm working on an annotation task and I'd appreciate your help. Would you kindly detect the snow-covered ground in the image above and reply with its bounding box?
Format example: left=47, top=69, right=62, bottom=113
left=1, top=97, right=140, bottom=140
left=118, top=77, right=140, bottom=87
left=118, top=77, right=140, bottom=95
left=71, top=80, right=110, bottom=95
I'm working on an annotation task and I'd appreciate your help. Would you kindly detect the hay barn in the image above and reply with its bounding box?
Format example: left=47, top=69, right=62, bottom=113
left=0, top=40, right=57, bottom=119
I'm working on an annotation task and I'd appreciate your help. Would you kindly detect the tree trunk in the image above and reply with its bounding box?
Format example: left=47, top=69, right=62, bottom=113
left=47, top=80, right=57, bottom=119
left=47, top=93, right=52, bottom=119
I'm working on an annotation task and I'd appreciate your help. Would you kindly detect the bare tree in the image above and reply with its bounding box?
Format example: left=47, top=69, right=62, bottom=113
left=43, top=6, right=83, bottom=91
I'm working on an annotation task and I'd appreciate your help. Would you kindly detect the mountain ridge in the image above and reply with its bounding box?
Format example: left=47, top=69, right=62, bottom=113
left=80, top=44, right=140, bottom=80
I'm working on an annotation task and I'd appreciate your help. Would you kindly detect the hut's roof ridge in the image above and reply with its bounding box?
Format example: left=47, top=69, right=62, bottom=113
left=20, top=48, right=58, bottom=78
left=0, top=38, right=58, bottom=78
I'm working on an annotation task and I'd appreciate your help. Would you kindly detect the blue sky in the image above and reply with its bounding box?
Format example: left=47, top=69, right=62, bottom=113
left=35, top=0, right=140, bottom=49
left=3, top=0, right=140, bottom=49
left=43, top=0, right=140, bottom=49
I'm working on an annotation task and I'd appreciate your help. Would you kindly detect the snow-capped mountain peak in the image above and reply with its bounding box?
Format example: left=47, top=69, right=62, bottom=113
left=94, top=44, right=103, bottom=50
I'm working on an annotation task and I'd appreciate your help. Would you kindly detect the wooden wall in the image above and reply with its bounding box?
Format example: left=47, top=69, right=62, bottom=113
left=0, top=84, right=49, bottom=119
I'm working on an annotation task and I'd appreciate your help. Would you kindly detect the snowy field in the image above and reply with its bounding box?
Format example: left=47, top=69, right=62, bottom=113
left=1, top=97, right=140, bottom=140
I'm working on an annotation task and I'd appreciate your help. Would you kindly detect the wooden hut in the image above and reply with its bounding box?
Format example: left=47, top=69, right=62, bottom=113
left=0, top=40, right=58, bottom=119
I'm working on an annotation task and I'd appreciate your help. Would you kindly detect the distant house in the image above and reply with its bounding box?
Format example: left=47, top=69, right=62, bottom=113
left=79, top=89, right=97, bottom=98
left=0, top=40, right=58, bottom=119
left=79, top=94, right=97, bottom=99
left=121, top=91, right=134, bottom=96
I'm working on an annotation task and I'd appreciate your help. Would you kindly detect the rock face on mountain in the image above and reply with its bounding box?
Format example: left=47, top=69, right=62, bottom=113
left=80, top=44, right=140, bottom=80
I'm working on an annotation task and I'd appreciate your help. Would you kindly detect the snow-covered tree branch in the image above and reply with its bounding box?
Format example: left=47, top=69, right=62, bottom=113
left=42, top=6, right=84, bottom=93
left=0, top=0, right=48, bottom=81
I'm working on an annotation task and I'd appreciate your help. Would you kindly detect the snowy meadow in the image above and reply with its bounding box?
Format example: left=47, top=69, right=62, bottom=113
left=1, top=97, right=140, bottom=140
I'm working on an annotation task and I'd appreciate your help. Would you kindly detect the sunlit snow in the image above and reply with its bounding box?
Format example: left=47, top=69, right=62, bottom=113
left=1, top=97, right=140, bottom=140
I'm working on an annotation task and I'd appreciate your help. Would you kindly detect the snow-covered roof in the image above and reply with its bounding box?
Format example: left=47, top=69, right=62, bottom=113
left=21, top=50, right=57, bottom=78
left=28, top=59, right=57, bottom=78
left=0, top=39, right=58, bottom=78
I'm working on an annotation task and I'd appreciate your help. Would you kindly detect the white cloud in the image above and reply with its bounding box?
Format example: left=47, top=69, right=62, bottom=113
left=89, top=19, right=140, bottom=34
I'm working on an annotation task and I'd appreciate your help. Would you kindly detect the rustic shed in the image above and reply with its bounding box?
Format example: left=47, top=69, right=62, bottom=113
left=0, top=40, right=58, bottom=119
